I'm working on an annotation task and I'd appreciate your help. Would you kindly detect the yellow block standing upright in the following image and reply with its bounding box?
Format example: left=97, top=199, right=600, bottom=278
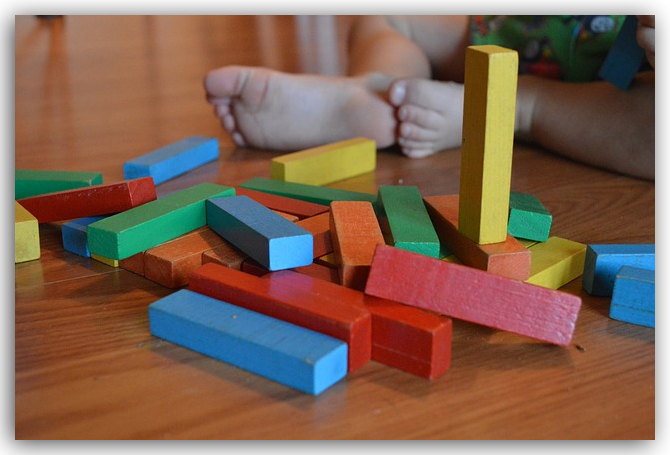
left=15, top=201, right=40, bottom=263
left=271, top=137, right=376, bottom=186
left=458, top=45, right=518, bottom=245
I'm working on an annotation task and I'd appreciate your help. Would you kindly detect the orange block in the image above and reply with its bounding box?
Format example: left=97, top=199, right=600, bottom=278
left=119, top=252, right=145, bottom=276
left=329, top=201, right=386, bottom=290
left=295, top=212, right=333, bottom=258
left=424, top=194, right=531, bottom=281
left=234, top=186, right=329, bottom=219
left=292, top=262, right=340, bottom=284
left=201, top=241, right=248, bottom=270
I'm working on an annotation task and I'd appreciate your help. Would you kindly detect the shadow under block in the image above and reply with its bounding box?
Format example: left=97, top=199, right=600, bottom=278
left=15, top=201, right=40, bottom=263
left=87, top=183, right=234, bottom=260
left=525, top=237, right=586, bottom=290
left=149, top=289, right=348, bottom=395
left=234, top=186, right=329, bottom=220
left=598, top=15, right=646, bottom=90
left=265, top=270, right=452, bottom=380
left=188, top=263, right=372, bottom=372
left=270, top=137, right=376, bottom=186
left=61, top=216, right=108, bottom=257
left=330, top=201, right=386, bottom=290
left=508, top=191, right=552, bottom=242
left=365, top=244, right=581, bottom=346
left=239, top=177, right=377, bottom=206
left=144, top=226, right=229, bottom=288
left=15, top=169, right=103, bottom=199
left=123, top=136, right=219, bottom=185
left=16, top=177, right=157, bottom=224
left=582, top=243, right=655, bottom=296
left=458, top=45, right=518, bottom=245
left=378, top=185, right=440, bottom=258
left=295, top=212, right=333, bottom=258
left=609, top=266, right=655, bottom=328
left=206, top=195, right=313, bottom=271
left=424, top=194, right=531, bottom=281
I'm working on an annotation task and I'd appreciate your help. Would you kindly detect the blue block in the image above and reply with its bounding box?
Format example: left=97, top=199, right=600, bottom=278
left=610, top=304, right=655, bottom=328
left=206, top=195, right=313, bottom=271
left=582, top=244, right=655, bottom=296
left=148, top=289, right=348, bottom=395
left=611, top=266, right=655, bottom=312
left=123, top=136, right=219, bottom=185
left=61, top=216, right=108, bottom=257
left=598, top=15, right=646, bottom=90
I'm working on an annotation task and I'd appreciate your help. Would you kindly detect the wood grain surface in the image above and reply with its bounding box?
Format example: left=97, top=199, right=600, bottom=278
left=14, top=15, right=655, bottom=439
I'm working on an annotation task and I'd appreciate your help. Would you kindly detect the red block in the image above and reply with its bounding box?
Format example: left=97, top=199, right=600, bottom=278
left=188, top=263, right=372, bottom=372
left=292, top=262, right=340, bottom=283
left=365, top=244, right=581, bottom=346
left=424, top=194, right=531, bottom=280
left=120, top=252, right=145, bottom=276
left=235, top=186, right=329, bottom=219
left=265, top=270, right=452, bottom=379
left=17, top=177, right=156, bottom=223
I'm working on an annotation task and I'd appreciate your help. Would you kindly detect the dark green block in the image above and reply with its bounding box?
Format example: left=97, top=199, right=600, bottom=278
left=239, top=177, right=377, bottom=206
left=507, top=191, right=552, bottom=242
left=15, top=169, right=103, bottom=199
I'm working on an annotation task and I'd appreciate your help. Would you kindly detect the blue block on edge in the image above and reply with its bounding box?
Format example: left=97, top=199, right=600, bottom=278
left=206, top=195, right=313, bottom=271
left=582, top=244, right=655, bottom=296
left=609, top=266, right=655, bottom=328
left=62, top=215, right=108, bottom=257
left=598, top=15, right=646, bottom=90
left=123, top=136, right=219, bottom=185
left=148, top=289, right=348, bottom=395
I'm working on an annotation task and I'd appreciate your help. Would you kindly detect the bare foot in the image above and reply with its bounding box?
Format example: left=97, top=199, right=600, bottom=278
left=204, top=66, right=397, bottom=151
left=388, top=78, right=465, bottom=158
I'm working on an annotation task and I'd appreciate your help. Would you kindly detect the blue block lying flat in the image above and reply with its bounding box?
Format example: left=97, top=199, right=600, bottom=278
left=206, top=195, right=313, bottom=271
left=148, top=289, right=348, bottom=395
left=582, top=244, right=655, bottom=296
left=123, top=136, right=219, bottom=185
left=61, top=216, right=108, bottom=257
left=598, top=15, right=646, bottom=90
left=609, top=266, right=655, bottom=328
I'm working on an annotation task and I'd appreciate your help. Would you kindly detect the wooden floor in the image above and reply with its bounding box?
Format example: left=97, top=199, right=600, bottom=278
left=15, top=15, right=655, bottom=439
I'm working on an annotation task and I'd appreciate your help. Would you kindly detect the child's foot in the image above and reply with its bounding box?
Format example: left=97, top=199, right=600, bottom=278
left=388, top=78, right=465, bottom=158
left=204, top=66, right=397, bottom=151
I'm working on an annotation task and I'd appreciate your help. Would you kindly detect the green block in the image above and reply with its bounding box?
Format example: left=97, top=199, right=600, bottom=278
left=15, top=169, right=103, bottom=199
left=87, top=183, right=235, bottom=260
left=239, top=177, right=377, bottom=206
left=378, top=185, right=440, bottom=258
left=507, top=191, right=552, bottom=242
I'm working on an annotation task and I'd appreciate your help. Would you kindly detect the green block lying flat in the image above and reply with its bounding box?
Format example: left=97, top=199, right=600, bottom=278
left=239, top=177, right=377, bottom=206
left=87, top=183, right=235, bottom=260
left=507, top=191, right=552, bottom=242
left=15, top=169, right=103, bottom=199
left=378, top=185, right=440, bottom=258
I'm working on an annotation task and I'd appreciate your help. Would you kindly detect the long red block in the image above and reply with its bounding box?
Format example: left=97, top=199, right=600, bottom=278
left=295, top=212, right=333, bottom=258
left=188, top=263, right=372, bottom=372
left=365, top=244, right=581, bottom=346
left=265, top=270, right=452, bottom=379
left=17, top=177, right=156, bottom=223
left=424, top=194, right=531, bottom=280
left=235, top=186, right=329, bottom=219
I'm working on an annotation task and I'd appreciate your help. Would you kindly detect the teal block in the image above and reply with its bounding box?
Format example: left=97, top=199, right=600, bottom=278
left=15, top=169, right=103, bottom=199
left=507, top=191, right=552, bottom=242
left=61, top=216, right=108, bottom=257
left=239, top=177, right=377, bottom=206
left=598, top=15, right=646, bottom=90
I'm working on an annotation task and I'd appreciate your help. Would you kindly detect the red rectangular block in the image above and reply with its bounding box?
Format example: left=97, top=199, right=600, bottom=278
left=120, top=252, right=145, bottom=276
left=188, top=263, right=372, bottom=372
left=235, top=186, right=329, bottom=219
left=295, top=212, right=333, bottom=258
left=17, top=177, right=156, bottom=223
left=265, top=270, right=452, bottom=379
left=424, top=194, right=531, bottom=280
left=365, top=244, right=581, bottom=346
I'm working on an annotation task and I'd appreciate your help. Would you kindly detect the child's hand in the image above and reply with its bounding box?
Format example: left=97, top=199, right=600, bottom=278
left=636, top=15, right=655, bottom=68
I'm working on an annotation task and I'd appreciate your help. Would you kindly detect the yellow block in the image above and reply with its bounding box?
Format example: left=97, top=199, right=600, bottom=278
left=270, top=137, right=376, bottom=186
left=92, top=253, right=119, bottom=268
left=458, top=45, right=518, bottom=245
left=15, top=201, right=40, bottom=263
left=525, top=237, right=587, bottom=289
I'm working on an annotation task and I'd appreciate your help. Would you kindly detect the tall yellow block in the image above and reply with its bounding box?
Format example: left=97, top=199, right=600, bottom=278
left=525, top=237, right=587, bottom=289
left=271, top=137, right=376, bottom=186
left=458, top=45, right=518, bottom=245
left=15, top=201, right=40, bottom=263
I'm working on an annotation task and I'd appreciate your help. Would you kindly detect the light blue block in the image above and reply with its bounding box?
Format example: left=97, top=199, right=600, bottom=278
left=148, top=289, right=348, bottom=395
left=611, top=266, right=655, bottom=313
left=582, top=244, right=655, bottom=296
left=206, top=195, right=313, bottom=271
left=610, top=304, right=655, bottom=328
left=61, top=216, right=108, bottom=257
left=123, top=136, right=219, bottom=185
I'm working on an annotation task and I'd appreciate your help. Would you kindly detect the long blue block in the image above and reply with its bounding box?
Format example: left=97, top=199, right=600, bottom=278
left=148, top=289, right=348, bottom=395
left=598, top=15, right=646, bottom=90
left=582, top=244, right=655, bottom=296
left=61, top=216, right=108, bottom=257
left=206, top=195, right=313, bottom=271
left=609, top=266, right=655, bottom=328
left=123, top=136, right=219, bottom=185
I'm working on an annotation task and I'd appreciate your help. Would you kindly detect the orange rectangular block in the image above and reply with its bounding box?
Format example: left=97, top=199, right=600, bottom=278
left=234, top=186, right=329, bottom=219
left=424, top=194, right=531, bottom=281
left=292, top=262, right=340, bottom=284
left=330, top=201, right=386, bottom=290
left=119, top=252, right=145, bottom=276
left=201, top=241, right=248, bottom=270
left=295, top=212, right=333, bottom=258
